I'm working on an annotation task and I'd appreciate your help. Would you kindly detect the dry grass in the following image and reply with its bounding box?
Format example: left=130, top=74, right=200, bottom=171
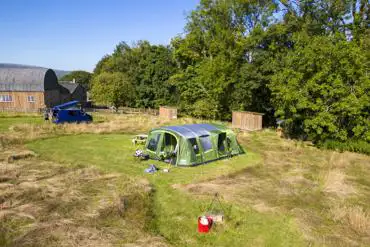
left=323, top=169, right=356, bottom=197
left=0, top=151, right=168, bottom=247
left=0, top=114, right=206, bottom=150
left=330, top=205, right=370, bottom=236
left=175, top=129, right=370, bottom=246
left=1, top=113, right=370, bottom=246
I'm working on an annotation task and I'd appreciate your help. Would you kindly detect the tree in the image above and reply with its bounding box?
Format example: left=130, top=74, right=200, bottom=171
left=93, top=41, right=178, bottom=108
left=60, top=70, right=92, bottom=90
left=269, top=33, right=370, bottom=142
left=170, top=0, right=279, bottom=119
left=90, top=72, right=134, bottom=108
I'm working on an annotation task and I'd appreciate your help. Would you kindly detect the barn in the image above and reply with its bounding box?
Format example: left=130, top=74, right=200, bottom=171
left=59, top=82, right=87, bottom=103
left=0, top=67, right=86, bottom=111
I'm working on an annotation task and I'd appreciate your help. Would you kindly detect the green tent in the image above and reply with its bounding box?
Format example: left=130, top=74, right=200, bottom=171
left=145, top=123, right=244, bottom=166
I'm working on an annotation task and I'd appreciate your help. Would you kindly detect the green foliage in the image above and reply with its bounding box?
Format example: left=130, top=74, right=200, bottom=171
left=270, top=34, right=370, bottom=142
left=90, top=0, right=370, bottom=145
left=60, top=70, right=92, bottom=90
left=318, top=139, right=370, bottom=155
left=91, top=72, right=134, bottom=108
left=93, top=41, right=177, bottom=108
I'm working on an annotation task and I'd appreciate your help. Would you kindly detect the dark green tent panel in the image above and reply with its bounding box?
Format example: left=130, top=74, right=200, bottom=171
left=145, top=123, right=244, bottom=166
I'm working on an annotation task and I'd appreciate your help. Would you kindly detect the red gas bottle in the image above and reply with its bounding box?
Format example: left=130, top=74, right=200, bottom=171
left=198, top=216, right=213, bottom=233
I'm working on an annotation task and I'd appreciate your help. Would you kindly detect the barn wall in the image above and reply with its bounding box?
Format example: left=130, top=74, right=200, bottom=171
left=0, top=91, right=45, bottom=111
left=44, top=89, right=61, bottom=107
left=232, top=111, right=263, bottom=131
left=71, top=86, right=87, bottom=102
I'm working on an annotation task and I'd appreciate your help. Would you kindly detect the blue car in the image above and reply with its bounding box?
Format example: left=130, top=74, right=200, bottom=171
left=51, top=101, right=92, bottom=124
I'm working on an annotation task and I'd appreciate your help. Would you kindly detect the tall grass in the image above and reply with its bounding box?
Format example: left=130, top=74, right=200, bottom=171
left=318, top=139, right=370, bottom=155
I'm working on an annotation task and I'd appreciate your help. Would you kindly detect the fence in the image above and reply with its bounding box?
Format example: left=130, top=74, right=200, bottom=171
left=232, top=111, right=263, bottom=131
left=0, top=107, right=43, bottom=113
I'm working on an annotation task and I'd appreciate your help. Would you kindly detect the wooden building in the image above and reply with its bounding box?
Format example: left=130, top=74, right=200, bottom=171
left=159, top=106, right=177, bottom=119
left=232, top=111, right=264, bottom=131
left=0, top=67, right=86, bottom=112
left=59, top=82, right=87, bottom=103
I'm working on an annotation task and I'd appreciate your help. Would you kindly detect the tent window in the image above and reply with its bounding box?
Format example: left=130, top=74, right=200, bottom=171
left=199, top=135, right=212, bottom=151
left=147, top=133, right=161, bottom=152
left=189, top=138, right=199, bottom=154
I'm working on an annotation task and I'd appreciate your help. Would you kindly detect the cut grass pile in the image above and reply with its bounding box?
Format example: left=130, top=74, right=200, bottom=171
left=0, top=153, right=166, bottom=247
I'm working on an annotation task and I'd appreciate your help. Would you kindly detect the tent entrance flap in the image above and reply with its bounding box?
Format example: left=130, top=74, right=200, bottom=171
left=161, top=132, right=178, bottom=154
left=217, top=132, right=227, bottom=155
left=189, top=137, right=202, bottom=164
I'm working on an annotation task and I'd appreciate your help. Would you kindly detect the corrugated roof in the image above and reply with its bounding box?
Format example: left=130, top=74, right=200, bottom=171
left=0, top=82, right=44, bottom=91
left=163, top=124, right=225, bottom=138
left=0, top=67, right=56, bottom=91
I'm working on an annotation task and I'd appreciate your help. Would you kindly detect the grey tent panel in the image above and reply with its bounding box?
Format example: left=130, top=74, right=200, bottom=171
left=163, top=124, right=221, bottom=139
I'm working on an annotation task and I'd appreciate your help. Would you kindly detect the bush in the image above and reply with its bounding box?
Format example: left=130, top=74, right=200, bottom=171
left=318, top=139, right=370, bottom=155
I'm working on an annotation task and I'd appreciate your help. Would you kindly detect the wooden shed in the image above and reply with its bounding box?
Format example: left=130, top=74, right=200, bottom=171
left=159, top=106, right=177, bottom=120
left=232, top=111, right=264, bottom=131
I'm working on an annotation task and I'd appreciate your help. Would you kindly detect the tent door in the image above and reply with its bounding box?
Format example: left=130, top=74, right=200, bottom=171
left=217, top=132, right=227, bottom=156
left=199, top=135, right=216, bottom=162
left=160, top=132, right=178, bottom=163
left=146, top=131, right=162, bottom=158
left=189, top=138, right=202, bottom=164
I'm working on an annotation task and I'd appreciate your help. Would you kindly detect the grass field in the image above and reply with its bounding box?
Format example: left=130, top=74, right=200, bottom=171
left=0, top=115, right=43, bottom=133
left=1, top=113, right=370, bottom=246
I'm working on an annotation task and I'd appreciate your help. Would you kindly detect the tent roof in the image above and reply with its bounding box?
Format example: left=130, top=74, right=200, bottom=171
left=161, top=123, right=226, bottom=139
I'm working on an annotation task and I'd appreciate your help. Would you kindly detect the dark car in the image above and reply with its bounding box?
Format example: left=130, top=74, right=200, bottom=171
left=51, top=101, right=92, bottom=124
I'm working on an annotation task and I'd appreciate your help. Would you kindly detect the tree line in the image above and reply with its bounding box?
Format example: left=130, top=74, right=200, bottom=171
left=66, top=0, right=369, bottom=149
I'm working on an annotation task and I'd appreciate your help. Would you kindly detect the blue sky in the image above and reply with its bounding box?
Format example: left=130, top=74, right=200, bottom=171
left=0, top=0, right=199, bottom=72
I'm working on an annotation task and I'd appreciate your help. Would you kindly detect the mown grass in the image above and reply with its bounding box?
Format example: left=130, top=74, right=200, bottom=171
left=0, top=116, right=43, bottom=133
left=1, top=113, right=369, bottom=246
left=27, top=134, right=304, bottom=246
